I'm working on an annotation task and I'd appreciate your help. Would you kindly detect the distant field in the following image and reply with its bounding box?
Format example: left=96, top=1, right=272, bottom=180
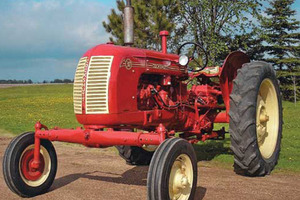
left=0, top=84, right=299, bottom=173
left=0, top=83, right=63, bottom=89
left=0, top=84, right=80, bottom=134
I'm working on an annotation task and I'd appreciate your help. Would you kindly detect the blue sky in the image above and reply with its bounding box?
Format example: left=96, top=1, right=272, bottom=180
left=0, top=0, right=116, bottom=82
left=0, top=0, right=299, bottom=82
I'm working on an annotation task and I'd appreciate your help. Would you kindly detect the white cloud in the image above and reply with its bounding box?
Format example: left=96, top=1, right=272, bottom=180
left=0, top=0, right=114, bottom=81
left=0, top=0, right=111, bottom=58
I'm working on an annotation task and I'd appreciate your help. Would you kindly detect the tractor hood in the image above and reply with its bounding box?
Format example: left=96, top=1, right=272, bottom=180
left=73, top=44, right=187, bottom=125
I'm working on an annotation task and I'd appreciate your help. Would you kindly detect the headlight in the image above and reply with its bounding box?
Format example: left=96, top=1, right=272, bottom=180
left=179, top=55, right=189, bottom=66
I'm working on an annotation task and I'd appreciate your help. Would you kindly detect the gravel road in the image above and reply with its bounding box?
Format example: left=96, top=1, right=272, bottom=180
left=1, top=136, right=299, bottom=200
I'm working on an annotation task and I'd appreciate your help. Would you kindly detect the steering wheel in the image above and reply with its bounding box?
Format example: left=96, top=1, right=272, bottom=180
left=177, top=42, right=208, bottom=72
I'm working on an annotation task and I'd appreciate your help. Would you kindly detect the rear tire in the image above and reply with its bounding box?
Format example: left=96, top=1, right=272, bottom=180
left=116, top=145, right=154, bottom=165
left=229, top=61, right=282, bottom=176
left=147, top=138, right=197, bottom=200
left=2, top=132, right=57, bottom=197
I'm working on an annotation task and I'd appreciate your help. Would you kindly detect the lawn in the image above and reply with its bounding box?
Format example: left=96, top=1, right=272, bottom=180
left=0, top=84, right=80, bottom=134
left=0, top=84, right=299, bottom=173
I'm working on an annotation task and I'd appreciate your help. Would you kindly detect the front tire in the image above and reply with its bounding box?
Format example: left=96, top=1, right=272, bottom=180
left=2, top=132, right=57, bottom=197
left=229, top=61, right=282, bottom=176
left=147, top=138, right=197, bottom=200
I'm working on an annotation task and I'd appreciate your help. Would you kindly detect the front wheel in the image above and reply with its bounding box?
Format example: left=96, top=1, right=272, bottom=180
left=2, top=132, right=57, bottom=197
left=147, top=138, right=197, bottom=200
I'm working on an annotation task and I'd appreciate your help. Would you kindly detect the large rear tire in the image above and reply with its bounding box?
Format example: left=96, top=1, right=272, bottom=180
left=2, top=132, right=57, bottom=197
left=229, top=61, right=282, bottom=176
left=147, top=138, right=197, bottom=200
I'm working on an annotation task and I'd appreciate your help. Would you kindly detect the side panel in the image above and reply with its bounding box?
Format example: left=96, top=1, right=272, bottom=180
left=116, top=57, right=144, bottom=113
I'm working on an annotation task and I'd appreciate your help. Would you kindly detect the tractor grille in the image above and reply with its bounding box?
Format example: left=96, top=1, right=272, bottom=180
left=73, top=57, right=87, bottom=114
left=85, top=56, right=114, bottom=114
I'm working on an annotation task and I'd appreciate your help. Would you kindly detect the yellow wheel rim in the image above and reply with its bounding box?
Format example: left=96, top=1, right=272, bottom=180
left=256, top=78, right=279, bottom=160
left=169, top=154, right=193, bottom=200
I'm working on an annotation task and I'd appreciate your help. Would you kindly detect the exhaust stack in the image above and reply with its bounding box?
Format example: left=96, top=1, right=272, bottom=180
left=124, top=0, right=134, bottom=46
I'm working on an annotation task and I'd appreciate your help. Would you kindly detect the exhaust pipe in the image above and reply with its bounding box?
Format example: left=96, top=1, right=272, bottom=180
left=124, top=0, right=134, bottom=46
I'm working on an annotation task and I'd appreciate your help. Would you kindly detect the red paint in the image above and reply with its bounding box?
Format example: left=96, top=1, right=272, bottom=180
left=21, top=149, right=45, bottom=181
left=219, top=51, right=250, bottom=114
left=159, top=30, right=169, bottom=54
left=35, top=122, right=164, bottom=147
left=214, top=112, right=229, bottom=123
left=31, top=136, right=41, bottom=170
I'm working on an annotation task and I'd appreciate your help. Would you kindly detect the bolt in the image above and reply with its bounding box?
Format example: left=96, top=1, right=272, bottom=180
left=260, top=115, right=269, bottom=123
left=181, top=176, right=188, bottom=187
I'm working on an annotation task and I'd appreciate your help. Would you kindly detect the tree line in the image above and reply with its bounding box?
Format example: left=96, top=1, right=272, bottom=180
left=103, top=0, right=299, bottom=102
left=0, top=79, right=33, bottom=84
left=0, top=79, right=73, bottom=84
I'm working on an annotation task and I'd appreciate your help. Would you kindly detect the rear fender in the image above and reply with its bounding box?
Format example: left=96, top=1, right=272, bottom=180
left=219, top=51, right=250, bottom=114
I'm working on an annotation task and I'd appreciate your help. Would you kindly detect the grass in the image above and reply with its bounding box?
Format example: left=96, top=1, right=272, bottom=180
left=0, top=84, right=80, bottom=134
left=0, top=84, right=299, bottom=173
left=276, top=101, right=300, bottom=173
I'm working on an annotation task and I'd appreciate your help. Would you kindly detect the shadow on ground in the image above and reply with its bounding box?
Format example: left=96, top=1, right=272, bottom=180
left=50, top=166, right=207, bottom=199
left=51, top=166, right=149, bottom=190
left=49, top=139, right=232, bottom=198
left=195, top=186, right=207, bottom=200
left=193, top=138, right=232, bottom=161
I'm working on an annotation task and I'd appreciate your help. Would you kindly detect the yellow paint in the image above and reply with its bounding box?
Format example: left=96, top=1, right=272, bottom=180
left=256, top=78, right=279, bottom=159
left=168, top=154, right=193, bottom=200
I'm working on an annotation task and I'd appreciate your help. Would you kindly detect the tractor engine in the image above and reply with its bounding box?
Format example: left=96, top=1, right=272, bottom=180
left=188, top=83, right=222, bottom=107
left=137, top=74, right=181, bottom=110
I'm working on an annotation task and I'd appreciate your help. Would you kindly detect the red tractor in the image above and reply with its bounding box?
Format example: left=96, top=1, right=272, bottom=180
left=3, top=1, right=282, bottom=199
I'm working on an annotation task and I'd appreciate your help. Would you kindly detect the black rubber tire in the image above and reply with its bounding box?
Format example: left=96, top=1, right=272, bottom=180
left=229, top=61, right=283, bottom=176
left=116, top=146, right=154, bottom=165
left=147, top=138, right=197, bottom=200
left=2, top=132, right=57, bottom=197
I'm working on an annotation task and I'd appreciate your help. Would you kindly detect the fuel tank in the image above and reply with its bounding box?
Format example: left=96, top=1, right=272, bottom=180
left=73, top=44, right=188, bottom=128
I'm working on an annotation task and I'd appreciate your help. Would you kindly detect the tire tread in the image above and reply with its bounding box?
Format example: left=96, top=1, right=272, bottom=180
left=229, top=61, right=282, bottom=176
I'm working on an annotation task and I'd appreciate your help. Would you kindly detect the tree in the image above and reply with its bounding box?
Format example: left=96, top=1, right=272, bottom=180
left=223, top=29, right=265, bottom=61
left=102, top=0, right=181, bottom=51
left=260, top=0, right=300, bottom=70
left=177, top=0, right=262, bottom=65
left=52, top=79, right=63, bottom=83
left=277, top=67, right=300, bottom=103
left=63, top=79, right=72, bottom=83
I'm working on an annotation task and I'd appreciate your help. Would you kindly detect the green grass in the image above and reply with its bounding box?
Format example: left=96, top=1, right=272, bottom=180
left=0, top=85, right=299, bottom=173
left=0, top=84, right=80, bottom=134
left=276, top=101, right=300, bottom=173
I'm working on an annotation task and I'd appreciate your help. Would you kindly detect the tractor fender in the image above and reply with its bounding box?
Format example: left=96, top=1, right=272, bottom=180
left=219, top=51, right=250, bottom=114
